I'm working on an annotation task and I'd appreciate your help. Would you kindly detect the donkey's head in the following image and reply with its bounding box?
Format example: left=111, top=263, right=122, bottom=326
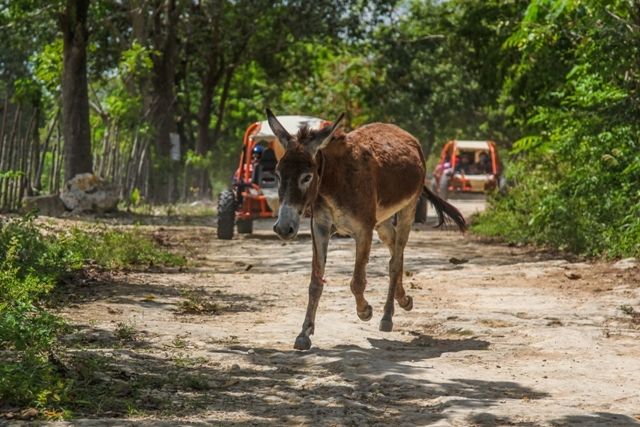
left=266, top=109, right=344, bottom=240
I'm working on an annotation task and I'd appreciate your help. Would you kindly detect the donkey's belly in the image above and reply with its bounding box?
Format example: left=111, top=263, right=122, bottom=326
left=375, top=196, right=416, bottom=225
left=320, top=195, right=360, bottom=236
left=321, top=182, right=420, bottom=234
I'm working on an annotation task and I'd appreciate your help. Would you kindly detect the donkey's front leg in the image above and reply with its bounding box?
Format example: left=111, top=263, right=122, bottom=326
left=294, top=217, right=331, bottom=350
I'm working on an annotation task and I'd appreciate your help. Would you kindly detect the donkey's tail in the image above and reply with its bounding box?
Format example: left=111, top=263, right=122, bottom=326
left=422, top=186, right=467, bottom=232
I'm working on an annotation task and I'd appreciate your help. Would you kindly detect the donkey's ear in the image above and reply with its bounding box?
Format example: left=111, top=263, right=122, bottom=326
left=306, top=112, right=345, bottom=155
left=266, top=108, right=293, bottom=150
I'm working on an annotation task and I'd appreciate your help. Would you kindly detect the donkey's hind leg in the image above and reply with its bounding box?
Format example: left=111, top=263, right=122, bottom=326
left=351, top=229, right=374, bottom=322
left=393, top=205, right=415, bottom=311
left=376, top=218, right=413, bottom=311
left=378, top=204, right=415, bottom=332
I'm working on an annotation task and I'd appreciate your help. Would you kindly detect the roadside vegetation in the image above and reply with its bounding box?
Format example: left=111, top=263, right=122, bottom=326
left=0, top=215, right=185, bottom=417
left=3, top=0, right=637, bottom=256
left=1, top=0, right=638, bottom=419
left=472, top=0, right=640, bottom=258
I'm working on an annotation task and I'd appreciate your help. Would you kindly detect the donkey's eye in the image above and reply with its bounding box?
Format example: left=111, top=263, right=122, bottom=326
left=301, top=174, right=312, bottom=184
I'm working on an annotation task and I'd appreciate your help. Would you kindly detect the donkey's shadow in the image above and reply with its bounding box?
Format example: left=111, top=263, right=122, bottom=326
left=206, top=334, right=547, bottom=425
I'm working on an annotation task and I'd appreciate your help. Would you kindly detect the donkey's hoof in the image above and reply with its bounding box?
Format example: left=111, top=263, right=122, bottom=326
left=379, top=319, right=393, bottom=332
left=357, top=305, right=373, bottom=321
left=400, top=295, right=413, bottom=311
left=293, top=335, right=312, bottom=351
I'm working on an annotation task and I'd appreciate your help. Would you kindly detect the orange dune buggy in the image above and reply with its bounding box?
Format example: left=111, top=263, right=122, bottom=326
left=430, top=140, right=503, bottom=199
left=217, top=115, right=330, bottom=239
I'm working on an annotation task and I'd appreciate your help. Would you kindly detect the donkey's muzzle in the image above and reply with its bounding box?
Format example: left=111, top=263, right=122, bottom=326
left=273, top=203, right=300, bottom=240
left=273, top=221, right=297, bottom=240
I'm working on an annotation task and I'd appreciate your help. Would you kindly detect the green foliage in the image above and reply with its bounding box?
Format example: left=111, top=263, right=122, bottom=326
left=185, top=150, right=214, bottom=170
left=129, top=188, right=141, bottom=206
left=274, top=42, right=376, bottom=127
left=0, top=357, right=71, bottom=413
left=474, top=0, right=640, bottom=258
left=32, top=40, right=64, bottom=96
left=0, top=216, right=186, bottom=411
left=363, top=0, right=526, bottom=154
left=13, top=76, right=41, bottom=105
left=0, top=215, right=66, bottom=282
left=113, top=321, right=138, bottom=342
left=118, top=42, right=153, bottom=80
left=2, top=0, right=636, bottom=259
left=100, top=42, right=153, bottom=126
left=59, top=226, right=186, bottom=270
left=0, top=169, right=25, bottom=179
left=0, top=216, right=67, bottom=409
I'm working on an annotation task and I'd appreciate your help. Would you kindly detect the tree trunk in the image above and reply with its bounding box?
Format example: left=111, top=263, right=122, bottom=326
left=35, top=112, right=59, bottom=192
left=60, top=0, right=93, bottom=182
left=194, top=55, right=224, bottom=198
left=209, top=35, right=250, bottom=150
left=148, top=0, right=180, bottom=203
left=210, top=65, right=236, bottom=149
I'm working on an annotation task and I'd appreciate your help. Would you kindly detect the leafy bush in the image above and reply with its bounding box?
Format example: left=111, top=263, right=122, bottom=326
left=0, top=216, right=68, bottom=409
left=473, top=0, right=640, bottom=258
left=58, top=226, right=186, bottom=270
left=0, top=216, right=186, bottom=412
left=474, top=125, right=640, bottom=257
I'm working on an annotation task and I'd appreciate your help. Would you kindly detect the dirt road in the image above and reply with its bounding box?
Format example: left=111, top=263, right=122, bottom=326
left=52, top=198, right=640, bottom=426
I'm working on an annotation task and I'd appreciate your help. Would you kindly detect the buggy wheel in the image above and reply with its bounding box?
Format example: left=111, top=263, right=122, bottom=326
left=217, top=189, right=236, bottom=240
left=439, top=174, right=450, bottom=200
left=237, top=219, right=253, bottom=234
left=414, top=194, right=427, bottom=223
left=498, top=175, right=508, bottom=194
left=430, top=177, right=438, bottom=192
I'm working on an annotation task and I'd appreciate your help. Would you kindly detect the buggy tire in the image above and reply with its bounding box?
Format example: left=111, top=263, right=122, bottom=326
left=439, top=174, right=450, bottom=200
left=217, top=189, right=236, bottom=240
left=237, top=219, right=253, bottom=234
left=430, top=177, right=438, bottom=192
left=498, top=175, right=508, bottom=194
left=414, top=194, right=427, bottom=223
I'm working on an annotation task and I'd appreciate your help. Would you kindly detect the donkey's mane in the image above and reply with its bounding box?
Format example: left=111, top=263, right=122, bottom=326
left=297, top=124, right=344, bottom=146
left=296, top=124, right=314, bottom=143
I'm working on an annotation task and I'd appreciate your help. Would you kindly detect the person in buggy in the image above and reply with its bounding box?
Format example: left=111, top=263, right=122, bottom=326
left=251, top=142, right=277, bottom=189
left=251, top=144, right=265, bottom=184
left=455, top=152, right=473, bottom=174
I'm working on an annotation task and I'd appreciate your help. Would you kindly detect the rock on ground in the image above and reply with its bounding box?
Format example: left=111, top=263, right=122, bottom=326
left=613, top=257, right=638, bottom=270
left=22, top=194, right=66, bottom=217
left=60, top=173, right=119, bottom=213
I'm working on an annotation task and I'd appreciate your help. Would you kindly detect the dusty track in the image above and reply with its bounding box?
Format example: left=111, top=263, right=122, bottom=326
left=48, top=198, right=639, bottom=426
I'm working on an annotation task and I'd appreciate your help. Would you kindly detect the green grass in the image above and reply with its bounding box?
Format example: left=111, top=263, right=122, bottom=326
left=0, top=215, right=187, bottom=417
left=114, top=321, right=138, bottom=342
left=176, top=288, right=222, bottom=315
left=59, top=226, right=186, bottom=269
left=123, top=202, right=216, bottom=218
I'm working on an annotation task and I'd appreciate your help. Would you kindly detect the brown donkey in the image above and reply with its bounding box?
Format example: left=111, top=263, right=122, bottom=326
left=266, top=109, right=466, bottom=350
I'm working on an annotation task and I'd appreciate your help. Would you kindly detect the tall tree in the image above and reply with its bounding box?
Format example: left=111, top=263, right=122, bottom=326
left=365, top=0, right=524, bottom=155
left=121, top=0, right=183, bottom=202
left=149, top=0, right=180, bottom=160
left=189, top=0, right=226, bottom=197
left=475, top=0, right=640, bottom=257
left=60, top=0, right=93, bottom=181
left=185, top=0, right=393, bottom=197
